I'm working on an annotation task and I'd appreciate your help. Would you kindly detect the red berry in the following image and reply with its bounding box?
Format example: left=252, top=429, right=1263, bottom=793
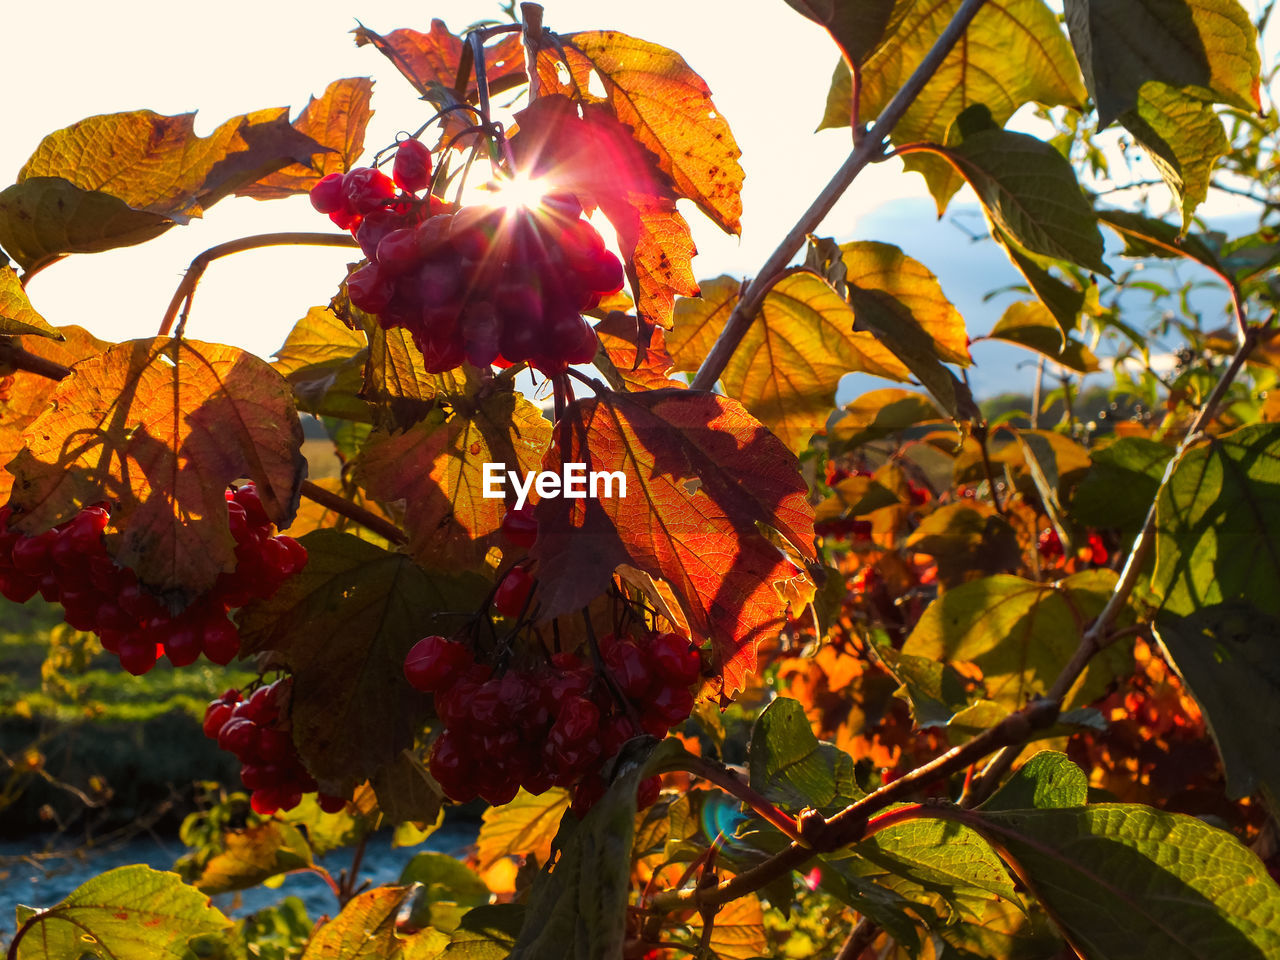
left=118, top=636, right=158, bottom=676
left=0, top=571, right=39, bottom=603
left=1037, top=528, right=1063, bottom=559
left=392, top=139, right=433, bottom=194
left=550, top=696, right=600, bottom=746
left=493, top=567, right=534, bottom=618
left=604, top=640, right=652, bottom=699
left=250, top=787, right=283, bottom=816
left=162, top=623, right=202, bottom=667
left=403, top=635, right=471, bottom=693
left=347, top=261, right=395, bottom=314
left=571, top=773, right=606, bottom=818
left=218, top=718, right=259, bottom=760
left=234, top=483, right=271, bottom=529
left=500, top=505, right=538, bottom=549
left=309, top=173, right=347, bottom=214
left=203, top=701, right=235, bottom=739
left=201, top=618, right=241, bottom=665
left=649, top=633, right=702, bottom=687
left=343, top=167, right=397, bottom=214
left=317, top=793, right=348, bottom=814
left=636, top=775, right=661, bottom=810
left=11, top=531, right=55, bottom=577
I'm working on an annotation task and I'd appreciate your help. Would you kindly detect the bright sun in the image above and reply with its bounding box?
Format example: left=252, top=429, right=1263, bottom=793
left=462, top=172, right=551, bottom=211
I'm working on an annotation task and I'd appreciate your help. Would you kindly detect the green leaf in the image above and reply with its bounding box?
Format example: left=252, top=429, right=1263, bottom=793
left=1120, top=82, right=1232, bottom=228
left=508, top=758, right=649, bottom=959
left=983, top=751, right=1089, bottom=811
left=0, top=265, right=61, bottom=338
left=921, top=125, right=1109, bottom=275
left=876, top=646, right=973, bottom=728
left=445, top=905, right=525, bottom=960
left=13, top=865, right=229, bottom=960
left=988, top=302, right=1099, bottom=374
left=1154, top=602, right=1280, bottom=804
left=1063, top=0, right=1260, bottom=126
left=400, top=853, right=490, bottom=906
left=823, top=0, right=1087, bottom=210
left=1098, top=208, right=1229, bottom=275
left=282, top=792, right=371, bottom=855
left=972, top=805, right=1280, bottom=957
left=1070, top=437, right=1174, bottom=531
left=828, top=389, right=944, bottom=452
left=748, top=696, right=857, bottom=813
left=667, top=273, right=910, bottom=452
left=189, top=822, right=313, bottom=895
left=902, top=571, right=1131, bottom=710
left=994, top=229, right=1088, bottom=334
left=782, top=0, right=901, bottom=64
left=272, top=306, right=371, bottom=422
left=238, top=530, right=487, bottom=795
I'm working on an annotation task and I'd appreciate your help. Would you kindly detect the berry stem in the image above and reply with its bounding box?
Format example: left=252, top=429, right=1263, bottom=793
left=688, top=0, right=992, bottom=392
left=299, top=480, right=407, bottom=545
left=521, top=3, right=545, bottom=102
left=157, top=232, right=360, bottom=338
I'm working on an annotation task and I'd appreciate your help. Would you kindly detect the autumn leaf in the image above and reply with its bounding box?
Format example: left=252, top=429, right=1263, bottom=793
left=238, top=530, right=488, bottom=795
left=511, top=95, right=699, bottom=330
left=593, top=312, right=682, bottom=391
left=272, top=305, right=371, bottom=421
left=988, top=302, right=1099, bottom=373
left=0, top=325, right=107, bottom=502
left=240, top=78, right=375, bottom=199
left=0, top=265, right=61, bottom=338
left=355, top=388, right=552, bottom=573
left=354, top=20, right=526, bottom=102
left=821, top=0, right=1087, bottom=210
left=6, top=337, right=306, bottom=594
left=476, top=788, right=571, bottom=871
left=544, top=31, right=744, bottom=235
left=1, top=107, right=324, bottom=272
left=531, top=388, right=815, bottom=695
left=667, top=272, right=909, bottom=452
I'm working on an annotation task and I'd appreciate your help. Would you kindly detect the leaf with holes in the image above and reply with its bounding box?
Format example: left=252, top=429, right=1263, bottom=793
left=532, top=388, right=815, bottom=695
left=667, top=273, right=909, bottom=453
left=237, top=530, right=487, bottom=796
left=11, top=865, right=229, bottom=960
left=1063, top=0, right=1260, bottom=126
left=902, top=571, right=1131, bottom=710
left=7, top=337, right=305, bottom=594
left=822, top=0, right=1086, bottom=209
left=240, top=77, right=375, bottom=199
left=355, top=389, right=551, bottom=573
left=969, top=805, right=1280, bottom=958
left=511, top=95, right=698, bottom=330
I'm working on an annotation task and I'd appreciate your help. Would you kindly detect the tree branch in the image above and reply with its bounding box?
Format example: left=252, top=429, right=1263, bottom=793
left=689, top=0, right=992, bottom=391
left=0, top=339, right=72, bottom=381
left=299, top=480, right=407, bottom=545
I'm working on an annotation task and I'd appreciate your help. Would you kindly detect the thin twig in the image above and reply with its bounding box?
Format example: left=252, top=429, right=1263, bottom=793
left=0, top=340, right=72, bottom=381
left=158, top=233, right=359, bottom=337
left=689, top=0, right=992, bottom=392
left=521, top=3, right=545, bottom=102
left=674, top=754, right=801, bottom=841
left=835, top=917, right=879, bottom=960
left=299, top=480, right=407, bottom=545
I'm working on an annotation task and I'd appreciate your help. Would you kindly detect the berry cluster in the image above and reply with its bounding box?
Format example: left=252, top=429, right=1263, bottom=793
left=202, top=681, right=345, bottom=816
left=405, top=628, right=701, bottom=815
left=309, top=141, right=623, bottom=375
left=0, top=484, right=306, bottom=676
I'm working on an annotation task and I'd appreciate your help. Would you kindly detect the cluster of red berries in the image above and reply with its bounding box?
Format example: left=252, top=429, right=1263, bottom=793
left=404, top=628, right=702, bottom=815
left=1037, top=528, right=1110, bottom=566
left=309, top=140, right=623, bottom=376
left=203, top=680, right=345, bottom=816
left=0, top=484, right=306, bottom=676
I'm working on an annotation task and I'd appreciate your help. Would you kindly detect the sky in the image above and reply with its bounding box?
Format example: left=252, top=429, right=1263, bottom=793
left=1, top=0, right=1273, bottom=398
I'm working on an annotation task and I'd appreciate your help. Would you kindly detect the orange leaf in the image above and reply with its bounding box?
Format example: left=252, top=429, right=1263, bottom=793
left=594, top=313, right=682, bottom=391
left=531, top=389, right=815, bottom=695
left=550, top=31, right=744, bottom=236
left=240, top=78, right=375, bottom=199
left=512, top=96, right=698, bottom=329
left=0, top=325, right=108, bottom=502
left=7, top=338, right=306, bottom=594
left=355, top=389, right=551, bottom=573
left=354, top=20, right=525, bottom=102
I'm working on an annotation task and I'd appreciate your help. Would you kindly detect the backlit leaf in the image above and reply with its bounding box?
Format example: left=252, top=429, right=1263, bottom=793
left=550, top=31, right=744, bottom=235
left=354, top=21, right=526, bottom=104
left=972, top=805, right=1280, bottom=958
left=0, top=266, right=60, bottom=338
left=241, top=78, right=375, bottom=199
left=12, top=865, right=229, bottom=960
left=372, top=750, right=448, bottom=826
left=905, top=502, right=1022, bottom=586
left=360, top=320, right=465, bottom=428
left=1070, top=437, right=1173, bottom=531
left=7, top=337, right=306, bottom=594
left=829, top=388, right=944, bottom=452
left=749, top=696, right=857, bottom=812
left=356, top=388, right=551, bottom=573
left=0, top=325, right=107, bottom=502
left=1098, top=208, right=1228, bottom=276
left=667, top=273, right=910, bottom=453
left=189, top=822, right=313, bottom=895
left=685, top=893, right=768, bottom=960
left=531, top=388, right=815, bottom=695
left=921, top=124, right=1108, bottom=274
left=593, top=312, right=681, bottom=391
left=300, top=885, right=419, bottom=960
left=272, top=305, right=371, bottom=421
left=476, top=788, right=571, bottom=872
left=782, top=0, right=901, bottom=65
left=989, top=302, right=1099, bottom=373
left=445, top=905, right=525, bottom=960
left=238, top=530, right=487, bottom=795
left=823, top=0, right=1087, bottom=209
left=1063, top=0, right=1260, bottom=126
left=1151, top=423, right=1280, bottom=801
left=983, top=751, right=1088, bottom=811
left=902, top=571, right=1131, bottom=710
left=512, top=95, right=698, bottom=330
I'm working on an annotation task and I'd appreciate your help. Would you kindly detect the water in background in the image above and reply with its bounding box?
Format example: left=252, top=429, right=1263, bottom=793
left=0, top=822, right=478, bottom=937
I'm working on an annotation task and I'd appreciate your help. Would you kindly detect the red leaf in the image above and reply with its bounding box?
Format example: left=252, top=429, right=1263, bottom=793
left=531, top=389, right=815, bottom=695
left=354, top=20, right=525, bottom=102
